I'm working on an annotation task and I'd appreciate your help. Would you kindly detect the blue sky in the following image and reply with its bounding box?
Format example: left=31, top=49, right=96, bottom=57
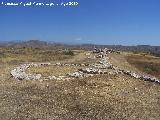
left=0, top=0, right=160, bottom=45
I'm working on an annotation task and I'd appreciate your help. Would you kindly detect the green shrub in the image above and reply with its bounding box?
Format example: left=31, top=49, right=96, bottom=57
left=63, top=49, right=74, bottom=56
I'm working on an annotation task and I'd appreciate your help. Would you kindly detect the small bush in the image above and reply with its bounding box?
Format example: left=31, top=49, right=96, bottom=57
left=63, top=49, right=74, bottom=56
left=126, top=54, right=160, bottom=78
left=144, top=64, right=159, bottom=73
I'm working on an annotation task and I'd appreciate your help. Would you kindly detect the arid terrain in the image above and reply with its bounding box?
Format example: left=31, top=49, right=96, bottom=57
left=0, top=46, right=160, bottom=120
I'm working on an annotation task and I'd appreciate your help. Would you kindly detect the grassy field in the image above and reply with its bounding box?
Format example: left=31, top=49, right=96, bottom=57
left=0, top=48, right=73, bottom=65
left=108, top=52, right=140, bottom=73
left=0, top=48, right=160, bottom=120
left=126, top=53, right=160, bottom=78
left=0, top=73, right=159, bottom=120
left=26, top=66, right=79, bottom=77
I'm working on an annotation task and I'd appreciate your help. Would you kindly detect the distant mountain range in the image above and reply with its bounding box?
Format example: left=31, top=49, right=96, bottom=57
left=0, top=40, right=48, bottom=48
left=0, top=40, right=160, bottom=56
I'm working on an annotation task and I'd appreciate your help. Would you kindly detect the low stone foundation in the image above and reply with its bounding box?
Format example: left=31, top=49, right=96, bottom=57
left=10, top=48, right=160, bottom=84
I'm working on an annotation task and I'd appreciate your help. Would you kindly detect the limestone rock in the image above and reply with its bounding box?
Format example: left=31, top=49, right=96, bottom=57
left=67, top=72, right=83, bottom=78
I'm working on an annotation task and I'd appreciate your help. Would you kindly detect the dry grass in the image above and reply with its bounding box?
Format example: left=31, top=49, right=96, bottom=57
left=126, top=53, right=160, bottom=78
left=59, top=51, right=99, bottom=65
left=0, top=48, right=73, bottom=65
left=108, top=52, right=140, bottom=72
left=26, top=66, right=79, bottom=76
left=0, top=73, right=159, bottom=120
left=0, top=48, right=160, bottom=120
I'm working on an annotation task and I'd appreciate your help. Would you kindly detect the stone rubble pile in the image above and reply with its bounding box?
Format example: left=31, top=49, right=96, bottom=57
left=47, top=75, right=71, bottom=81
left=45, top=71, right=94, bottom=80
left=52, top=63, right=90, bottom=67
left=67, top=72, right=83, bottom=78
left=93, top=48, right=120, bottom=54
left=67, top=68, right=105, bottom=78
left=79, top=68, right=101, bottom=74
left=122, top=70, right=160, bottom=83
left=10, top=63, right=42, bottom=80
